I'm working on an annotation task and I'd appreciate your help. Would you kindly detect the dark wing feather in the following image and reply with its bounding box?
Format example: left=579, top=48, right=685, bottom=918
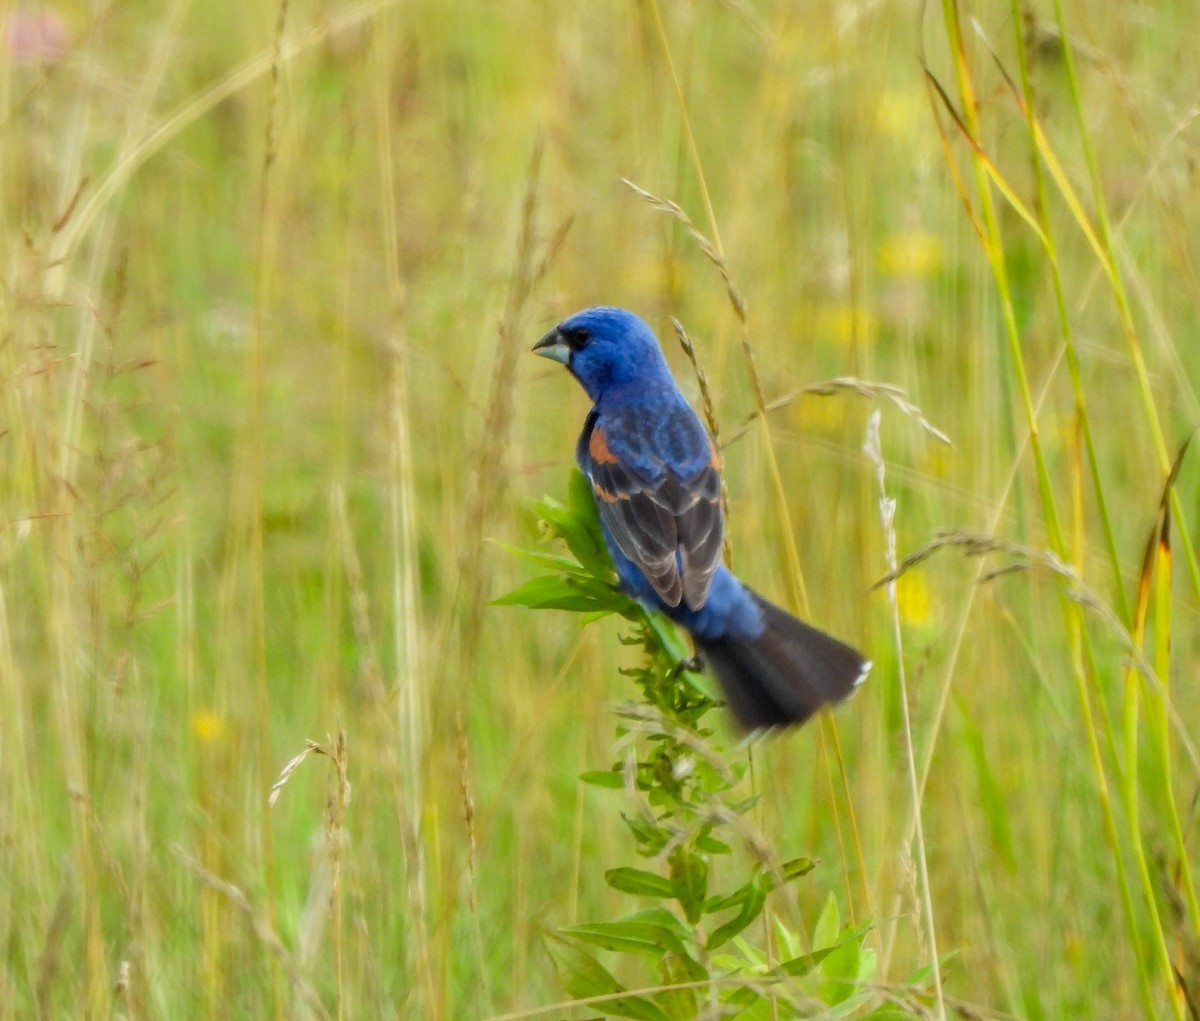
left=676, top=464, right=723, bottom=608
left=581, top=413, right=723, bottom=610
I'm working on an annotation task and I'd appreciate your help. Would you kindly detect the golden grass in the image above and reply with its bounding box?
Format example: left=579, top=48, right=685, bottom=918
left=2, top=2, right=1198, bottom=1017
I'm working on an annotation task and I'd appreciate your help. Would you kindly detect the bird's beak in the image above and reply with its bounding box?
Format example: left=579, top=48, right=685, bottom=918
left=533, top=326, right=570, bottom=365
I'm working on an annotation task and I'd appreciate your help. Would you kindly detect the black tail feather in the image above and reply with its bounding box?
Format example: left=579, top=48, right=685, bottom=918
left=697, top=592, right=869, bottom=730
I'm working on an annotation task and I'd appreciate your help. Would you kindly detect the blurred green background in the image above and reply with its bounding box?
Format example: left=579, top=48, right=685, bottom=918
left=2, top=0, right=1199, bottom=1017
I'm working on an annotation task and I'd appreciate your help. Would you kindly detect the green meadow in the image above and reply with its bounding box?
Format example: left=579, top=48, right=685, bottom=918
left=3, top=0, right=1198, bottom=1017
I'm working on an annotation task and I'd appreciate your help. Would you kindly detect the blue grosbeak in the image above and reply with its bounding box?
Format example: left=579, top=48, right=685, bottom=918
left=535, top=306, right=870, bottom=730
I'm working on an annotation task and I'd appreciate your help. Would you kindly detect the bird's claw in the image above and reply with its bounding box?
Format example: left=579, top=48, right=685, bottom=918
left=676, top=653, right=704, bottom=675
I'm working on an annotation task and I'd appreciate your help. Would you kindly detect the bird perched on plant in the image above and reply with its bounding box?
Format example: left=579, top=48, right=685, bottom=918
left=534, top=306, right=869, bottom=730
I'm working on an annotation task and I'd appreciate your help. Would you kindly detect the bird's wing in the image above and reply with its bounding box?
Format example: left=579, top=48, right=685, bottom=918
left=580, top=410, right=723, bottom=610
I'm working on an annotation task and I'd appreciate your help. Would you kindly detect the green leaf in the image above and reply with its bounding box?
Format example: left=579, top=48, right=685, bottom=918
left=905, top=949, right=960, bottom=986
left=771, top=857, right=816, bottom=887
left=722, top=984, right=762, bottom=1010
left=811, top=891, right=841, bottom=950
left=559, top=916, right=697, bottom=960
left=670, top=948, right=709, bottom=984
left=772, top=916, right=803, bottom=960
left=579, top=769, right=624, bottom=789
left=654, top=952, right=702, bottom=1019
left=632, top=906, right=693, bottom=933
left=491, top=573, right=622, bottom=612
left=486, top=539, right=582, bottom=573
left=543, top=934, right=672, bottom=1021
left=606, top=867, right=675, bottom=898
left=626, top=906, right=697, bottom=947
left=620, top=812, right=669, bottom=855
left=529, top=469, right=615, bottom=582
left=703, top=880, right=749, bottom=915
left=817, top=932, right=862, bottom=1006
left=569, top=465, right=607, bottom=531
left=727, top=795, right=761, bottom=816
left=669, top=847, right=709, bottom=924
left=694, top=832, right=732, bottom=855
left=703, top=861, right=803, bottom=916
left=776, top=946, right=839, bottom=980
left=775, top=922, right=874, bottom=979
left=858, top=946, right=877, bottom=983
left=643, top=611, right=692, bottom=664
left=707, top=872, right=767, bottom=951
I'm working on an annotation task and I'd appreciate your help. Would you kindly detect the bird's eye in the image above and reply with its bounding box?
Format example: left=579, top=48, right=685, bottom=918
left=564, top=326, right=591, bottom=351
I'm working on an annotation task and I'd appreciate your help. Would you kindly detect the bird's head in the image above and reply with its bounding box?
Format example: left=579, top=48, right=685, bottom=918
left=534, top=306, right=672, bottom=402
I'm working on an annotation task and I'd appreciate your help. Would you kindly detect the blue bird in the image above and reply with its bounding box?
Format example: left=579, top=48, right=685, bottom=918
left=534, top=306, right=870, bottom=730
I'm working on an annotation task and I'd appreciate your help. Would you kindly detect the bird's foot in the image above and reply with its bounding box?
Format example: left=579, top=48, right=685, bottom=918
left=675, top=653, right=704, bottom=675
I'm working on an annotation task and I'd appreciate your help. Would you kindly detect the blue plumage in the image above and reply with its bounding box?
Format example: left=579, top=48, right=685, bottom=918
left=535, top=306, right=869, bottom=729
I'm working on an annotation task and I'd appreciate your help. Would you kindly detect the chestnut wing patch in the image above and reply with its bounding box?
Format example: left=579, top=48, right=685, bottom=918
left=581, top=416, right=723, bottom=610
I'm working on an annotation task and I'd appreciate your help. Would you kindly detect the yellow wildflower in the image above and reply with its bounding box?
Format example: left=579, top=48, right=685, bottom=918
left=897, top=574, right=934, bottom=627
left=192, top=710, right=224, bottom=743
left=878, top=231, right=943, bottom=278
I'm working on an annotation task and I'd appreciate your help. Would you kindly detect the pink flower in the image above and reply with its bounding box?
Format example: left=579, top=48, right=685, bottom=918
left=5, top=6, right=68, bottom=64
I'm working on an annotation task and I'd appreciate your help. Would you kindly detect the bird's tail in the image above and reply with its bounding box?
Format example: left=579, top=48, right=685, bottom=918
left=696, top=591, right=869, bottom=730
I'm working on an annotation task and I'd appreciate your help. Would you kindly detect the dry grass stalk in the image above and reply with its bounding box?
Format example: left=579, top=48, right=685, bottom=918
left=620, top=177, right=746, bottom=322
left=672, top=317, right=731, bottom=563
left=173, top=845, right=331, bottom=1021
left=723, top=376, right=952, bottom=449
left=874, top=528, right=1200, bottom=777
left=864, top=409, right=947, bottom=1020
